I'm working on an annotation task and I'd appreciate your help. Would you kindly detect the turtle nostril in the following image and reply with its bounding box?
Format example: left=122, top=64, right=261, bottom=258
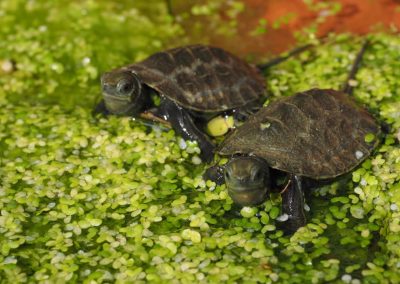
left=237, top=175, right=249, bottom=183
left=102, top=84, right=109, bottom=93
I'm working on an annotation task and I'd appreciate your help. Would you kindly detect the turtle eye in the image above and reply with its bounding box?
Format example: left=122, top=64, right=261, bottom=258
left=116, top=78, right=134, bottom=96
left=251, top=168, right=263, bottom=181
left=254, top=170, right=263, bottom=181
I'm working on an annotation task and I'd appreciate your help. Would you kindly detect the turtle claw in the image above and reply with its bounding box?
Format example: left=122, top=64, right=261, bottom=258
left=277, top=215, right=307, bottom=235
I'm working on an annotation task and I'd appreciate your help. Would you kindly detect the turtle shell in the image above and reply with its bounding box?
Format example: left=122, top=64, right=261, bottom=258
left=121, top=45, right=265, bottom=112
left=219, top=89, right=381, bottom=179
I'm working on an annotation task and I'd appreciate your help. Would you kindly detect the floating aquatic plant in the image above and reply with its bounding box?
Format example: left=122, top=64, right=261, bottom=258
left=1, top=1, right=400, bottom=283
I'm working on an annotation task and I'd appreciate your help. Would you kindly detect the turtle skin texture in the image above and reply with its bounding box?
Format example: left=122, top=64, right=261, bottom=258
left=218, top=88, right=381, bottom=179
left=118, top=44, right=265, bottom=112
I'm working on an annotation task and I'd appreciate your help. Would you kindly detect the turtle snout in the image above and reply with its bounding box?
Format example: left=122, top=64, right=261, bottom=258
left=100, top=72, right=112, bottom=90
left=225, top=159, right=265, bottom=185
left=225, top=166, right=248, bottom=183
left=224, top=157, right=270, bottom=206
left=102, top=81, right=114, bottom=95
left=101, top=72, right=118, bottom=96
left=225, top=170, right=254, bottom=184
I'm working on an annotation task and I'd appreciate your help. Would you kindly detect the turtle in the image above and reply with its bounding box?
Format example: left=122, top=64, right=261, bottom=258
left=205, top=40, right=382, bottom=233
left=94, top=44, right=312, bottom=162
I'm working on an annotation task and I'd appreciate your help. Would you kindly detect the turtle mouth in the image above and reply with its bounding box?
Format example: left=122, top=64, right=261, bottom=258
left=228, top=186, right=268, bottom=206
left=103, top=95, right=135, bottom=115
left=103, top=93, right=131, bottom=102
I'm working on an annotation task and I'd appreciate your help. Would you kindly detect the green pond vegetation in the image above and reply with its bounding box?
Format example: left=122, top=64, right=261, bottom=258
left=0, top=1, right=400, bottom=283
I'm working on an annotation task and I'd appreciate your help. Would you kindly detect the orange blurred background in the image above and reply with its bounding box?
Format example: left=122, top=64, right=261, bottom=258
left=174, top=0, right=400, bottom=59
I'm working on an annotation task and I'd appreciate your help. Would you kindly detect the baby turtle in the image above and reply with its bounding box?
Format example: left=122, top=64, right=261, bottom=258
left=94, top=44, right=311, bottom=162
left=206, top=40, right=381, bottom=233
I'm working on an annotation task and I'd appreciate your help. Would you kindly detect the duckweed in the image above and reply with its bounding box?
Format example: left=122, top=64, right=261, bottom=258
left=364, top=133, right=376, bottom=143
left=1, top=1, right=400, bottom=283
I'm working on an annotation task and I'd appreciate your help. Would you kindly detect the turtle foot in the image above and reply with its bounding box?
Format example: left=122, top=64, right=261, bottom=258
left=198, top=140, right=215, bottom=163
left=203, top=164, right=225, bottom=185
left=93, top=100, right=110, bottom=116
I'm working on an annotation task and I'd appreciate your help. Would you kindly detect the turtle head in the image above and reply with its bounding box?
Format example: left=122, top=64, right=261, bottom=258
left=224, top=156, right=270, bottom=206
left=101, top=70, right=145, bottom=115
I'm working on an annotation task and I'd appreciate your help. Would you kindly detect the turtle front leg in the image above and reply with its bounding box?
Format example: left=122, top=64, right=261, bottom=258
left=93, top=99, right=110, bottom=116
left=279, top=174, right=307, bottom=234
left=158, top=98, right=215, bottom=163
left=203, top=164, right=226, bottom=185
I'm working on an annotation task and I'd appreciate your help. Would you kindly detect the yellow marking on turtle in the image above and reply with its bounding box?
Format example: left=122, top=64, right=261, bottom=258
left=206, top=115, right=234, bottom=137
left=185, top=92, right=196, bottom=103
left=260, top=122, right=271, bottom=130
left=217, top=91, right=225, bottom=99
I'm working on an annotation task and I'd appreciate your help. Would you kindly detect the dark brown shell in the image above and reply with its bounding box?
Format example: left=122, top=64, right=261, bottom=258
left=122, top=45, right=265, bottom=112
left=219, top=89, right=381, bottom=179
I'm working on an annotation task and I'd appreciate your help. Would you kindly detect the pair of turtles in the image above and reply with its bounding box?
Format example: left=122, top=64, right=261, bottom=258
left=95, top=41, right=381, bottom=233
left=94, top=44, right=311, bottom=162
